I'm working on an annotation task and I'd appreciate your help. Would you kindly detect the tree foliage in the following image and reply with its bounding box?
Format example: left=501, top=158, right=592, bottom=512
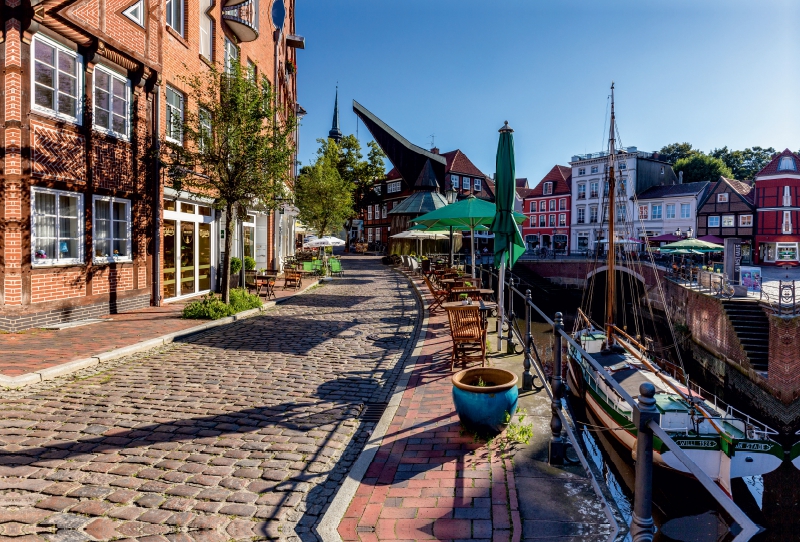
left=165, top=61, right=297, bottom=303
left=658, top=142, right=701, bottom=164
left=710, top=146, right=776, bottom=181
left=295, top=139, right=354, bottom=237
left=673, top=154, right=733, bottom=184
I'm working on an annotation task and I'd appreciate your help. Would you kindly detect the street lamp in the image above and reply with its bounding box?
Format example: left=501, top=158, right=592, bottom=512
left=687, top=227, right=693, bottom=238
left=674, top=227, right=682, bottom=238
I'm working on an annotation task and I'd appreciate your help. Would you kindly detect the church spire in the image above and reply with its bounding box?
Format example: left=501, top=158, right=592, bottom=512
left=328, top=86, right=343, bottom=143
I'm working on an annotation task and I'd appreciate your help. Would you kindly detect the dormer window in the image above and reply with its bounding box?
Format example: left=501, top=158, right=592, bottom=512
left=778, top=156, right=797, bottom=171
left=543, top=182, right=553, bottom=195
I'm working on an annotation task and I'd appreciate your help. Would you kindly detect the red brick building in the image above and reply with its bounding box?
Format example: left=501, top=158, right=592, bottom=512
left=754, top=149, right=800, bottom=265
left=522, top=165, right=572, bottom=253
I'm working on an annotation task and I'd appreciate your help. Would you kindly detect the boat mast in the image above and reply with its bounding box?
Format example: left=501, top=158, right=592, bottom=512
left=605, top=83, right=616, bottom=341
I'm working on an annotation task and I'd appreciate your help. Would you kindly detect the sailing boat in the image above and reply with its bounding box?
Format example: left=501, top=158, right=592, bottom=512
left=566, top=84, right=783, bottom=496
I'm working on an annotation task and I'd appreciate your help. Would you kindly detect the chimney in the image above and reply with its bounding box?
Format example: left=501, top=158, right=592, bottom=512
left=430, top=147, right=439, bottom=155
left=678, top=171, right=684, bottom=184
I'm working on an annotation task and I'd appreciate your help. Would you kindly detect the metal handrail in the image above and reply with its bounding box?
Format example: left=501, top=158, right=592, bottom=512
left=471, top=262, right=761, bottom=541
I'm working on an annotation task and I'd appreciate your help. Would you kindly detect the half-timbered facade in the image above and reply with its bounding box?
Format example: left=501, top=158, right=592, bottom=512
left=754, top=149, right=800, bottom=265
left=696, top=176, right=756, bottom=264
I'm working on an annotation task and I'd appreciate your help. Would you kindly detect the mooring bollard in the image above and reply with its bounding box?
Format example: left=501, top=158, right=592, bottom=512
left=549, top=311, right=565, bottom=465
left=631, top=382, right=659, bottom=542
left=522, top=289, right=534, bottom=390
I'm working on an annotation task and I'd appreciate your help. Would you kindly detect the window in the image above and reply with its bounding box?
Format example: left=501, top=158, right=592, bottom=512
left=198, top=108, right=212, bottom=151
left=549, top=215, right=555, bottom=227
left=590, top=182, right=599, bottom=198
left=617, top=204, right=626, bottom=221
left=247, top=60, right=257, bottom=82
left=722, top=215, right=734, bottom=227
left=166, top=86, right=184, bottom=143
left=31, top=188, right=83, bottom=266
left=708, top=216, right=720, bottom=227
left=367, top=206, right=372, bottom=220
left=618, top=160, right=627, bottom=170
left=739, top=214, right=753, bottom=227
left=783, top=211, right=792, bottom=234
left=166, top=0, right=184, bottom=35
left=122, top=0, right=145, bottom=26
left=387, top=181, right=401, bottom=194
left=666, top=204, right=676, bottom=219
left=590, top=206, right=598, bottom=223
left=375, top=227, right=381, bottom=241
left=778, top=156, right=797, bottom=171
left=784, top=186, right=792, bottom=207
left=591, top=166, right=598, bottom=174
left=530, top=216, right=536, bottom=228
left=474, top=178, right=482, bottom=191
left=224, top=38, right=238, bottom=74
left=451, top=175, right=459, bottom=189
left=374, top=204, right=380, bottom=218
left=93, top=196, right=131, bottom=262
left=373, top=185, right=381, bottom=195
left=559, top=199, right=566, bottom=210
left=463, top=177, right=471, bottom=191
left=577, top=208, right=585, bottom=224
left=199, top=0, right=212, bottom=58
left=639, top=205, right=649, bottom=220
left=382, top=205, right=387, bottom=219
left=578, top=167, right=586, bottom=175
left=93, top=66, right=129, bottom=139
left=559, top=214, right=566, bottom=227
left=549, top=199, right=556, bottom=211
left=32, top=35, right=82, bottom=122
left=717, top=193, right=728, bottom=203
left=529, top=202, right=536, bottom=213
left=539, top=201, right=546, bottom=212
left=660, top=166, right=665, bottom=175
left=539, top=215, right=546, bottom=227
left=367, top=228, right=373, bottom=242
left=543, top=182, right=553, bottom=195
left=578, top=184, right=586, bottom=199
left=681, top=203, right=691, bottom=219
left=651, top=204, right=662, bottom=220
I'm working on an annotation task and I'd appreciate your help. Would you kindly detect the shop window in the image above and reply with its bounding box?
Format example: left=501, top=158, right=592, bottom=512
left=93, top=66, right=130, bottom=139
left=93, top=196, right=131, bottom=262
left=31, top=188, right=83, bottom=266
left=32, top=34, right=82, bottom=123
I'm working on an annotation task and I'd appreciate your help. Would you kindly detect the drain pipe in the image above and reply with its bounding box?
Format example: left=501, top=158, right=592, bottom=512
left=152, top=86, right=162, bottom=306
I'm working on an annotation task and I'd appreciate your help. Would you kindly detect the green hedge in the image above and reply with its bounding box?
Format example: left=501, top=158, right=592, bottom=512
left=182, top=288, right=262, bottom=320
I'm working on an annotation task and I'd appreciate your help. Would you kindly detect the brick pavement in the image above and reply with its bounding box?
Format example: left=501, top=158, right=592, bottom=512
left=0, top=279, right=314, bottom=378
left=337, top=274, right=521, bottom=542
left=0, top=256, right=420, bottom=541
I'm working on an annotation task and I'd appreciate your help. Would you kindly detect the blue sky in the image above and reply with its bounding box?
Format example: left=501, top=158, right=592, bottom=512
left=295, top=0, right=800, bottom=185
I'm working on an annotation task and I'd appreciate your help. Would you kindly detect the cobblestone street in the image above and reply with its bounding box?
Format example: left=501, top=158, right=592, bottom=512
left=0, top=256, right=421, bottom=541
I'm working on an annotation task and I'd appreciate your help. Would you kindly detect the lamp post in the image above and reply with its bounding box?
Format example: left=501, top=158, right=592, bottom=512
left=687, top=227, right=693, bottom=239
left=446, top=188, right=458, bottom=265
left=674, top=227, right=682, bottom=238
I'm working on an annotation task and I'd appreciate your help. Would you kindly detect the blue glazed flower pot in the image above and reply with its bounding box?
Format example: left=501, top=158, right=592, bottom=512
left=452, top=368, right=519, bottom=434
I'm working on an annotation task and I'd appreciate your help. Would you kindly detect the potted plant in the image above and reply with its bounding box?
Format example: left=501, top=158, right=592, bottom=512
left=452, top=368, right=518, bottom=433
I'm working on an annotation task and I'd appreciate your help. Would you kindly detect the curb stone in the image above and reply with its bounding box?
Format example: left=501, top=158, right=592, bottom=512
left=0, top=279, right=319, bottom=389
left=315, top=268, right=429, bottom=542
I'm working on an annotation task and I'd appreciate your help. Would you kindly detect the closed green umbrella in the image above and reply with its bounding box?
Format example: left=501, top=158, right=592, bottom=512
left=491, top=121, right=525, bottom=351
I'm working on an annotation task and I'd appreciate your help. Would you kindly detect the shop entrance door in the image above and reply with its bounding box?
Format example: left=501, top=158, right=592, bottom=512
left=163, top=201, right=214, bottom=300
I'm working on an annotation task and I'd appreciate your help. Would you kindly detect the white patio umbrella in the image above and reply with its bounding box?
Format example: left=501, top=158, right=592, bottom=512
left=304, top=236, right=345, bottom=248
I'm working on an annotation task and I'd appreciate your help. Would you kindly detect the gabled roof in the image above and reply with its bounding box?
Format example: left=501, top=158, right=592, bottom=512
left=388, top=190, right=448, bottom=216
left=516, top=178, right=529, bottom=189
left=636, top=181, right=709, bottom=200
left=385, top=167, right=402, bottom=180
left=516, top=187, right=534, bottom=199
left=755, top=149, right=800, bottom=178
left=698, top=176, right=755, bottom=209
left=525, top=165, right=572, bottom=198
left=440, top=149, right=489, bottom=178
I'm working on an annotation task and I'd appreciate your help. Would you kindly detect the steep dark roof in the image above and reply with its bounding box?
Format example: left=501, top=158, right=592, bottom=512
left=636, top=181, right=709, bottom=200
left=526, top=165, right=572, bottom=198
left=440, top=149, right=489, bottom=178
left=388, top=190, right=448, bottom=216
left=698, top=176, right=755, bottom=209
left=516, top=188, right=534, bottom=199
left=755, top=149, right=800, bottom=178
left=516, top=178, right=529, bottom=189
left=414, top=159, right=438, bottom=191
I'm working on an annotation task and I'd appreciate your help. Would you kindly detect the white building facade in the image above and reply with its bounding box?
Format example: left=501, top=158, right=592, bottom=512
left=633, top=182, right=710, bottom=241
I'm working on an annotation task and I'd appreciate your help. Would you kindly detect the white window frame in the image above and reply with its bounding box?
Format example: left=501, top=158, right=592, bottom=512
left=93, top=65, right=131, bottom=140
left=451, top=175, right=459, bottom=189
left=31, top=187, right=84, bottom=267
left=784, top=186, right=792, bottom=207
left=590, top=206, right=598, bottom=223
left=559, top=214, right=566, bottom=227
left=539, top=201, right=546, bottom=212
left=529, top=216, right=536, bottom=228
left=543, top=182, right=553, bottom=195
left=722, top=215, right=735, bottom=227
left=666, top=204, right=676, bottom=219
left=474, top=178, right=482, bottom=192
left=375, top=227, right=381, bottom=242
left=651, top=204, right=662, bottom=220
left=381, top=205, right=387, bottom=219
left=680, top=203, right=691, bottom=219
left=529, top=202, right=536, bottom=213
left=166, top=0, right=184, bottom=36
left=618, top=160, right=627, bottom=170
left=577, top=184, right=586, bottom=199
left=559, top=199, right=566, bottom=211
left=783, top=212, right=792, bottom=234
left=463, top=177, right=471, bottom=191
left=165, top=85, right=184, bottom=144
left=549, top=214, right=555, bottom=227
left=549, top=199, right=556, bottom=211
left=590, top=182, right=599, bottom=198
left=778, top=156, right=796, bottom=171
left=199, top=0, right=213, bottom=59
left=92, top=195, right=132, bottom=264
left=224, top=38, right=238, bottom=74
left=717, top=193, right=728, bottom=203
left=578, top=167, right=586, bottom=175
left=577, top=207, right=585, bottom=224
left=708, top=216, right=720, bottom=227
left=199, top=107, right=212, bottom=152
left=539, top=215, right=546, bottom=227
left=591, top=166, right=598, bottom=174
left=367, top=228, right=373, bottom=242
left=374, top=204, right=380, bottom=218
left=639, top=205, right=649, bottom=220
left=31, top=34, right=84, bottom=125
left=739, top=214, right=753, bottom=227
left=367, top=206, right=372, bottom=220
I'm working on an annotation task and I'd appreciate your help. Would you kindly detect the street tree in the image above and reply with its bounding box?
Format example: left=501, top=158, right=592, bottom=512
left=673, top=154, right=734, bottom=184
left=710, top=146, right=776, bottom=180
left=658, top=142, right=701, bottom=164
left=165, top=62, right=297, bottom=304
left=295, top=138, right=354, bottom=238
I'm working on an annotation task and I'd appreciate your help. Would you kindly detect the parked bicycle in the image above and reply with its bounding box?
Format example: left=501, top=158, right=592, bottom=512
left=712, top=273, right=736, bottom=299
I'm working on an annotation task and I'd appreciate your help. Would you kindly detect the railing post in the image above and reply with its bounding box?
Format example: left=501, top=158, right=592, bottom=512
left=631, top=382, right=660, bottom=542
left=478, top=264, right=483, bottom=289
left=506, top=275, right=515, bottom=354
left=549, top=312, right=565, bottom=465
left=522, top=289, right=534, bottom=390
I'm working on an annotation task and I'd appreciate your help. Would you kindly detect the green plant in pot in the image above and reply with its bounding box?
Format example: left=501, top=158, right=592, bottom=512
left=243, top=256, right=256, bottom=271
left=230, top=257, right=243, bottom=274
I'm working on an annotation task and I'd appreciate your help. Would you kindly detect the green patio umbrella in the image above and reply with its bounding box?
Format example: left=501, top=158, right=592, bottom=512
left=660, top=238, right=724, bottom=252
left=491, top=121, right=525, bottom=352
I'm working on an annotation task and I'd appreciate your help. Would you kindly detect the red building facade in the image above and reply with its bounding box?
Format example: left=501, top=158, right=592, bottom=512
left=755, top=149, right=800, bottom=265
left=522, top=165, right=572, bottom=253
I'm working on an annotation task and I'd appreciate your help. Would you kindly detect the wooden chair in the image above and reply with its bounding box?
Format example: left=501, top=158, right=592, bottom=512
left=448, top=286, right=481, bottom=302
left=423, top=275, right=448, bottom=313
left=445, top=305, right=487, bottom=371
left=283, top=270, right=302, bottom=291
